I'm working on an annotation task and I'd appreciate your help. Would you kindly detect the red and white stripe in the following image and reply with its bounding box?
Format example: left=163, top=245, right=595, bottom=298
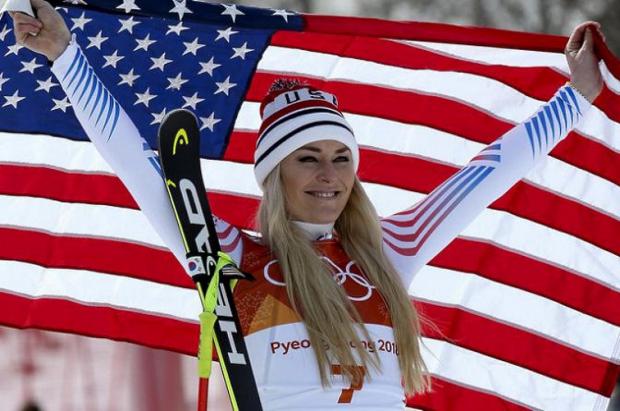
left=1, top=16, right=618, bottom=410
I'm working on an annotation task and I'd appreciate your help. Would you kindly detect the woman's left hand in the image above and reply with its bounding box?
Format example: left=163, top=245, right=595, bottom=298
left=565, top=21, right=604, bottom=103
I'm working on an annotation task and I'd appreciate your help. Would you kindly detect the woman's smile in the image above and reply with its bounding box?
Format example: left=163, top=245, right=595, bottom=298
left=306, top=190, right=339, bottom=198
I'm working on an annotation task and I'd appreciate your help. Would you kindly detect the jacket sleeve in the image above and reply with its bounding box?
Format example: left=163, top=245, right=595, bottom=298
left=381, top=83, right=591, bottom=288
left=50, top=38, right=244, bottom=269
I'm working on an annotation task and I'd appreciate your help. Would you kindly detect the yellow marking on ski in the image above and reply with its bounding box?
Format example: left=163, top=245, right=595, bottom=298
left=166, top=179, right=177, bottom=188
left=172, top=128, right=189, bottom=155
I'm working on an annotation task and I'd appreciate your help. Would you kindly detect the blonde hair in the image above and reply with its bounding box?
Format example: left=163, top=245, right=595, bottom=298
left=257, top=165, right=429, bottom=394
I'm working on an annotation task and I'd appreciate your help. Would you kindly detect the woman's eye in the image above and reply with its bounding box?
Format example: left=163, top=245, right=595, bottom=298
left=334, top=156, right=350, bottom=162
left=299, top=156, right=318, bottom=162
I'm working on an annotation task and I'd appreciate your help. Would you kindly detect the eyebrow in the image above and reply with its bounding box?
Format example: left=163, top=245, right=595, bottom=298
left=296, top=146, right=351, bottom=154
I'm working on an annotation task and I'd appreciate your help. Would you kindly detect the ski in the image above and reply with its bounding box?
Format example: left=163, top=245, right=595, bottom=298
left=158, top=109, right=262, bottom=411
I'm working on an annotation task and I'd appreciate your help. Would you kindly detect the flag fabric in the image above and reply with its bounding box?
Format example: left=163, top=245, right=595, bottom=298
left=0, top=1, right=619, bottom=410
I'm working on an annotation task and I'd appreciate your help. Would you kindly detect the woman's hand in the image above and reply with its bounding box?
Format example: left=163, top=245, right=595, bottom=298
left=9, top=0, right=71, bottom=62
left=565, top=21, right=604, bottom=103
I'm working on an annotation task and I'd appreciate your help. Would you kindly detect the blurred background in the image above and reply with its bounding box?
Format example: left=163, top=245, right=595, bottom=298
left=1, top=0, right=618, bottom=410
left=234, top=0, right=620, bottom=54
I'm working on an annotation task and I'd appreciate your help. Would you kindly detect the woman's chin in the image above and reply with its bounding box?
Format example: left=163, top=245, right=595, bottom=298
left=294, top=211, right=340, bottom=225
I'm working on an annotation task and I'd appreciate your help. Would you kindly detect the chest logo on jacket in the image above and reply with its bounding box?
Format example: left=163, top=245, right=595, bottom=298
left=263, top=257, right=375, bottom=302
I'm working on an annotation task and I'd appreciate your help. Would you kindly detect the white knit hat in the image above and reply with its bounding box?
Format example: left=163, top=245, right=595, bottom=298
left=254, top=84, right=359, bottom=188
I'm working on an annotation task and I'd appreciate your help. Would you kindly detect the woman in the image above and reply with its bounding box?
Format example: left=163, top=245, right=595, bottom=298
left=10, top=1, right=604, bottom=409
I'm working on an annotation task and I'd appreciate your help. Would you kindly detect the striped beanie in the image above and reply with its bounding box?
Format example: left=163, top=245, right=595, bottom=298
left=254, top=81, right=359, bottom=188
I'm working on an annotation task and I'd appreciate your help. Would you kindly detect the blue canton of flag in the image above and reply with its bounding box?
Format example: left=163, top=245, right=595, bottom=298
left=0, top=0, right=302, bottom=158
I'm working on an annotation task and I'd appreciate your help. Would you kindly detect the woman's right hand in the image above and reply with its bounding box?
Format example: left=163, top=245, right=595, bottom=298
left=9, top=0, right=71, bottom=62
left=565, top=21, right=604, bottom=103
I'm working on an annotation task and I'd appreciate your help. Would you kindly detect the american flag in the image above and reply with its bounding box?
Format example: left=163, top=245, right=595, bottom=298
left=0, top=1, right=619, bottom=410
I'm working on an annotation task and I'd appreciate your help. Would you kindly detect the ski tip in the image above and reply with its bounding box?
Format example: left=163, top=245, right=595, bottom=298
left=157, top=107, right=201, bottom=155
left=161, top=108, right=199, bottom=128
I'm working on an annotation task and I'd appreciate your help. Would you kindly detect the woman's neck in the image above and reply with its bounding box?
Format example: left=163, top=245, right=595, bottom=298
left=291, top=220, right=334, bottom=240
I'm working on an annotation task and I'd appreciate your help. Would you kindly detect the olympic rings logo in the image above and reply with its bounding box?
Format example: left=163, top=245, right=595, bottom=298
left=263, top=257, right=375, bottom=302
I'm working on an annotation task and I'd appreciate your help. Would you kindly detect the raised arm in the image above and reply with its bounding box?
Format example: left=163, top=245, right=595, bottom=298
left=9, top=0, right=244, bottom=267
left=382, top=22, right=604, bottom=287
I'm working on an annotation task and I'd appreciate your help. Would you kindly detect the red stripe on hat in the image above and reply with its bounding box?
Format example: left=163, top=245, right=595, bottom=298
left=260, top=83, right=309, bottom=116
left=258, top=99, right=340, bottom=136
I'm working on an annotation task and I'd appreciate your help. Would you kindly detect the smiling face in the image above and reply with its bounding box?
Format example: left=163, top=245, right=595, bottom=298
left=280, top=140, right=356, bottom=224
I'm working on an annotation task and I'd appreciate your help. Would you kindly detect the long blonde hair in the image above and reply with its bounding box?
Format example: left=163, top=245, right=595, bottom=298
left=257, top=165, right=429, bottom=394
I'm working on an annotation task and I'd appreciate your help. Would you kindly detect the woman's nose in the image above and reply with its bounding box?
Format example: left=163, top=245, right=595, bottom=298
left=316, top=161, right=337, bottom=182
